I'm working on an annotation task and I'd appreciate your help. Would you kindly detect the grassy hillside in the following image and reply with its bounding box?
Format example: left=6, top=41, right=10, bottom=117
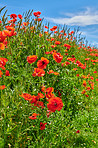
left=0, top=8, right=98, bottom=148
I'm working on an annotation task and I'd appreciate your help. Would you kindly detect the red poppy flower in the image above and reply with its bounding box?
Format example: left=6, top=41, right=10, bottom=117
left=0, top=70, right=3, bottom=77
left=5, top=26, right=15, bottom=31
left=81, top=90, right=86, bottom=94
left=32, top=68, right=45, bottom=77
left=37, top=18, right=42, bottom=21
left=33, top=11, right=41, bottom=17
left=59, top=34, right=62, bottom=38
left=53, top=72, right=59, bottom=75
left=47, top=70, right=59, bottom=75
left=0, top=43, right=5, bottom=50
left=80, top=65, right=86, bottom=69
left=42, top=87, right=54, bottom=100
left=37, top=57, right=49, bottom=69
left=86, top=87, right=91, bottom=90
left=29, top=95, right=39, bottom=104
left=67, top=57, right=76, bottom=62
left=61, top=63, right=65, bottom=67
left=83, top=80, right=87, bottom=87
left=41, top=85, right=46, bottom=93
left=38, top=93, right=44, bottom=99
left=65, top=61, right=70, bottom=66
left=44, top=31, right=48, bottom=34
left=46, top=87, right=54, bottom=93
left=23, top=22, right=29, bottom=26
left=45, top=92, right=55, bottom=100
left=64, top=33, right=67, bottom=36
left=33, top=12, right=38, bottom=17
left=50, top=38, right=54, bottom=41
left=3, top=30, right=10, bottom=37
left=58, top=90, right=62, bottom=97
left=93, top=71, right=97, bottom=73
left=0, top=31, right=6, bottom=42
left=10, top=14, right=17, bottom=19
left=53, top=52, right=63, bottom=63
left=45, top=52, right=50, bottom=54
left=40, top=122, right=47, bottom=130
left=39, top=33, right=43, bottom=37
left=0, top=57, right=8, bottom=69
left=76, top=130, right=80, bottom=133
left=54, top=31, right=57, bottom=33
left=76, top=74, right=79, bottom=77
left=52, top=26, right=57, bottom=30
left=47, top=70, right=54, bottom=74
left=51, top=45, right=56, bottom=48
left=0, top=85, right=6, bottom=90
left=20, top=93, right=32, bottom=101
left=50, top=26, right=57, bottom=31
left=45, top=26, right=48, bottom=29
left=55, top=41, right=61, bottom=45
left=85, top=58, right=90, bottom=61
left=73, top=68, right=77, bottom=71
left=91, top=83, right=94, bottom=90
left=18, top=14, right=23, bottom=19
left=90, top=76, right=94, bottom=80
left=47, top=97, right=63, bottom=112
left=27, top=55, right=37, bottom=64
left=37, top=11, right=41, bottom=15
left=60, top=30, right=64, bottom=33
left=34, top=101, right=45, bottom=109
left=29, top=113, right=39, bottom=120
left=3, top=27, right=16, bottom=37
left=5, top=70, right=10, bottom=76
left=71, top=31, right=74, bottom=34
left=64, top=44, right=71, bottom=49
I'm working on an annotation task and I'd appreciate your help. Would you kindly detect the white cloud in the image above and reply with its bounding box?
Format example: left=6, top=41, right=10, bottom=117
left=45, top=7, right=98, bottom=26
left=91, top=41, right=98, bottom=48
left=92, top=41, right=98, bottom=45
left=80, top=29, right=98, bottom=39
left=77, top=31, right=87, bottom=36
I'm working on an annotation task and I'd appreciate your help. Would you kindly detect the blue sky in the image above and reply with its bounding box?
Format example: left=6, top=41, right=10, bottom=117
left=0, top=0, right=98, bottom=47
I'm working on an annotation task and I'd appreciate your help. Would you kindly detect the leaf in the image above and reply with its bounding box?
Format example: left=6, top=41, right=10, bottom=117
left=0, top=6, right=6, bottom=14
left=1, top=9, right=8, bottom=26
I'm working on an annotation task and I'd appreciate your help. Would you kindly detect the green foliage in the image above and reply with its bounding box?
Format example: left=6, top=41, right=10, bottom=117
left=0, top=8, right=98, bottom=148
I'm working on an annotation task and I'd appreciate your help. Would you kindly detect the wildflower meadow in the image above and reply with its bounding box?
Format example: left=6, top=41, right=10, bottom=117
left=0, top=7, right=98, bottom=148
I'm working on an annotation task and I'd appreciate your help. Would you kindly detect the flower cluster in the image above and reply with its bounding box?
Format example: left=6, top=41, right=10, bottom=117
left=20, top=85, right=63, bottom=130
